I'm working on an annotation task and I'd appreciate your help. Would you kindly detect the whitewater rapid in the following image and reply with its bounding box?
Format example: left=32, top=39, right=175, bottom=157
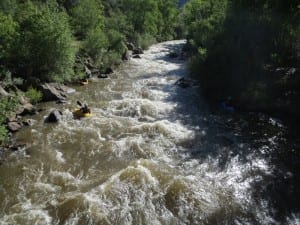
left=0, top=40, right=298, bottom=225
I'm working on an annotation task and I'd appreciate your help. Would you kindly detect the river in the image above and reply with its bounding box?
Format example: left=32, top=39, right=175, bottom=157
left=0, top=40, right=299, bottom=225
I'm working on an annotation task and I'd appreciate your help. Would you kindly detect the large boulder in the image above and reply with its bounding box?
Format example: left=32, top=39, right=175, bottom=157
left=44, top=109, right=62, bottom=123
left=7, top=122, right=22, bottom=132
left=38, top=83, right=75, bottom=102
left=17, top=103, right=36, bottom=116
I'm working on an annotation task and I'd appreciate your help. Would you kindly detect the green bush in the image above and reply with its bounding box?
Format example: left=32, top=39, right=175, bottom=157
left=135, top=33, right=156, bottom=50
left=0, top=96, right=18, bottom=145
left=0, top=12, right=18, bottom=61
left=70, top=0, right=104, bottom=38
left=16, top=6, right=76, bottom=82
left=25, top=87, right=42, bottom=104
left=83, top=25, right=109, bottom=60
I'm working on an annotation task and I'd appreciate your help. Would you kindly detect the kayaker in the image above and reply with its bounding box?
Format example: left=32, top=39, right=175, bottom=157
left=77, top=101, right=91, bottom=114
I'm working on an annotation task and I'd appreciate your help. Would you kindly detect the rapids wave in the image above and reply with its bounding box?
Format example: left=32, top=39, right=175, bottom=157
left=0, top=40, right=299, bottom=225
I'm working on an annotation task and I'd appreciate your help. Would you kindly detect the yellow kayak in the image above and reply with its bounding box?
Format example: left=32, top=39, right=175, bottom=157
left=73, top=109, right=92, bottom=118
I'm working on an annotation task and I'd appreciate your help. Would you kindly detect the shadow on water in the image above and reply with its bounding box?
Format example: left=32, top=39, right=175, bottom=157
left=155, top=44, right=300, bottom=223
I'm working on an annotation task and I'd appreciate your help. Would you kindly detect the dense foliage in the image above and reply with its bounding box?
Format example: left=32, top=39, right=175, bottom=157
left=0, top=0, right=179, bottom=83
left=183, top=0, right=299, bottom=117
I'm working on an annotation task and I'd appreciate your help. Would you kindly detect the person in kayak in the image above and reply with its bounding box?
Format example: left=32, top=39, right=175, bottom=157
left=77, top=101, right=91, bottom=114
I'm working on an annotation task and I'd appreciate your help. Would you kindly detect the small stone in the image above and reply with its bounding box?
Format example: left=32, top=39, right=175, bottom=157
left=23, top=119, right=37, bottom=126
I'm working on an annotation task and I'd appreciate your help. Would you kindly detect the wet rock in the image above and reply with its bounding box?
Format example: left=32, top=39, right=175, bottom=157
left=122, top=50, right=131, bottom=61
left=23, top=119, right=37, bottom=126
left=38, top=83, right=75, bottom=102
left=38, top=83, right=65, bottom=101
left=8, top=114, right=18, bottom=122
left=91, top=68, right=100, bottom=75
left=133, top=47, right=143, bottom=55
left=175, top=77, right=191, bottom=88
left=85, top=66, right=92, bottom=78
left=17, top=103, right=37, bottom=116
left=8, top=142, right=28, bottom=151
left=98, top=74, right=109, bottom=79
left=103, top=67, right=113, bottom=75
left=175, top=77, right=200, bottom=88
left=169, top=51, right=178, bottom=58
left=84, top=57, right=95, bottom=69
left=44, top=109, right=62, bottom=123
left=7, top=121, right=22, bottom=132
left=133, top=54, right=141, bottom=59
left=56, top=99, right=67, bottom=104
left=126, top=42, right=135, bottom=51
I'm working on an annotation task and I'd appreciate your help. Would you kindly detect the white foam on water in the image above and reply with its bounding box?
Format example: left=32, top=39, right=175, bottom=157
left=1, top=40, right=291, bottom=225
left=1, top=199, right=53, bottom=225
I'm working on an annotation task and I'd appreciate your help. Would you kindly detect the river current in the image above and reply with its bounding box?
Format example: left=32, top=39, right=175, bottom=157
left=0, top=40, right=299, bottom=225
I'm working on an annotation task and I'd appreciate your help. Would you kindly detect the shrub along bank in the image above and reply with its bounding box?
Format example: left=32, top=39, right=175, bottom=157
left=182, top=0, right=299, bottom=121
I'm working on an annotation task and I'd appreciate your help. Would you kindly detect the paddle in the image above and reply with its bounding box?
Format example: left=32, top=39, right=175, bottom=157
left=77, top=100, right=83, bottom=107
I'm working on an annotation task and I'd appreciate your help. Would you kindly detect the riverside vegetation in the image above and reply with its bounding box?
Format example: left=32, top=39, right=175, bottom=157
left=0, top=0, right=179, bottom=144
left=0, top=0, right=299, bottom=143
left=181, top=0, right=299, bottom=122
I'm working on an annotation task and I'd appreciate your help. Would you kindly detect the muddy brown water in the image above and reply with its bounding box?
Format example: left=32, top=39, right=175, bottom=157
left=0, top=41, right=299, bottom=225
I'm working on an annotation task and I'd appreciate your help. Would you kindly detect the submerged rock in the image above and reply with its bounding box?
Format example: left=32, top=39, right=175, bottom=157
left=175, top=77, right=199, bottom=88
left=98, top=74, right=109, bottom=79
left=168, top=51, right=178, bottom=58
left=23, top=119, right=37, bottom=126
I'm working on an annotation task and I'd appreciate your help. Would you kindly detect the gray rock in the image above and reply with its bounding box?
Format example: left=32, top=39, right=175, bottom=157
left=44, top=109, right=62, bottom=123
left=38, top=83, right=75, bottom=101
left=126, top=42, right=135, bottom=51
left=98, top=74, right=108, bottom=79
left=133, top=47, right=143, bottom=55
left=7, top=122, right=22, bottom=132
left=85, top=66, right=92, bottom=78
left=133, top=54, right=141, bottom=59
left=103, top=68, right=113, bottom=75
left=17, top=103, right=36, bottom=116
left=23, top=119, right=37, bottom=126
left=122, top=50, right=131, bottom=61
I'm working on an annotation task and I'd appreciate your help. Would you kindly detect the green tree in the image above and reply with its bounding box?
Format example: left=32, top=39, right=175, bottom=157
left=16, top=5, right=76, bottom=82
left=70, top=0, right=104, bottom=38
left=0, top=12, right=18, bottom=62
